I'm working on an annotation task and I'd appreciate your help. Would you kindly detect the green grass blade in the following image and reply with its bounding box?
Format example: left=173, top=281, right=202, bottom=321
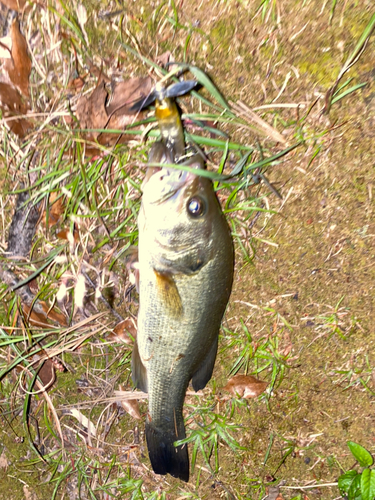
left=185, top=65, right=229, bottom=109
left=331, top=82, right=367, bottom=105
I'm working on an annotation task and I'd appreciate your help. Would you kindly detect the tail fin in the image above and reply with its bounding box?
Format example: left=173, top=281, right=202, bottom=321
left=145, top=416, right=189, bottom=482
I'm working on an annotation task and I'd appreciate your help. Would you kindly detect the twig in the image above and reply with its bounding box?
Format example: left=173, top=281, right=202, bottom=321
left=279, top=482, right=338, bottom=489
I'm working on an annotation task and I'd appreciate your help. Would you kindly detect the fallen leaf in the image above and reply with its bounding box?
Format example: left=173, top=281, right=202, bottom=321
left=40, top=301, right=68, bottom=326
left=42, top=192, right=65, bottom=226
left=107, top=317, right=137, bottom=344
left=23, top=485, right=38, bottom=500
left=68, top=76, right=85, bottom=90
left=76, top=79, right=108, bottom=141
left=63, top=409, right=96, bottom=436
left=75, top=76, right=151, bottom=146
left=28, top=278, right=39, bottom=294
left=264, top=487, right=284, bottom=500
left=22, top=301, right=68, bottom=327
left=0, top=450, right=8, bottom=469
left=4, top=19, right=31, bottom=97
left=155, top=51, right=171, bottom=68
left=36, top=359, right=55, bottom=390
left=0, top=0, right=26, bottom=11
left=118, top=384, right=141, bottom=419
left=0, top=82, right=31, bottom=136
left=120, top=398, right=142, bottom=420
left=223, top=374, right=268, bottom=399
left=106, top=76, right=152, bottom=115
left=22, top=303, right=52, bottom=328
left=56, top=225, right=79, bottom=242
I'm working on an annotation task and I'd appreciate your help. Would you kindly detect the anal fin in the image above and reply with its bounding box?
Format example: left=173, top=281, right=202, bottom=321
left=191, top=336, right=218, bottom=392
left=131, top=340, right=148, bottom=393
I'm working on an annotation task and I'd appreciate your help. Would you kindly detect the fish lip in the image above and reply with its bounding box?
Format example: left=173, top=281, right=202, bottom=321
left=142, top=153, right=206, bottom=204
left=147, top=168, right=197, bottom=205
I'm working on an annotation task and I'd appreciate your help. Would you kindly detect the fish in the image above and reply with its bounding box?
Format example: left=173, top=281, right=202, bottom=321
left=132, top=141, right=234, bottom=482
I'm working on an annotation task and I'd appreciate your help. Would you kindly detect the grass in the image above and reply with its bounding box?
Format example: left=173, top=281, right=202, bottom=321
left=1, top=0, right=375, bottom=499
left=338, top=441, right=375, bottom=500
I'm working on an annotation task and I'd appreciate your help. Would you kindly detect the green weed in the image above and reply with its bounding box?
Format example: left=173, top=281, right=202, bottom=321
left=177, top=401, right=246, bottom=475
left=222, top=316, right=290, bottom=392
left=338, top=441, right=375, bottom=500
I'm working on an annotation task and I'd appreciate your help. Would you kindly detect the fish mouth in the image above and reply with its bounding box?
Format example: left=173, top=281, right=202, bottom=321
left=152, top=168, right=193, bottom=204
left=143, top=161, right=203, bottom=205
left=141, top=151, right=206, bottom=206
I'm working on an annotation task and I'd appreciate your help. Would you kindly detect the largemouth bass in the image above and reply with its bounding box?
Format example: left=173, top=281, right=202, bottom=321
left=132, top=142, right=234, bottom=481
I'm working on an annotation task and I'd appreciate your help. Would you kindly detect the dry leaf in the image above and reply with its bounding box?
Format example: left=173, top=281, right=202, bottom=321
left=4, top=19, right=31, bottom=97
left=98, top=77, right=151, bottom=144
left=76, top=79, right=108, bottom=141
left=223, top=374, right=268, bottom=399
left=107, top=317, right=137, bottom=344
left=0, top=19, right=31, bottom=136
left=120, top=398, right=142, bottom=420
left=42, top=192, right=65, bottom=226
left=56, top=225, right=79, bottom=242
left=40, top=301, right=68, bottom=326
left=68, top=76, right=85, bottom=90
left=63, top=409, right=96, bottom=436
left=118, top=384, right=141, bottom=419
left=0, top=450, right=8, bottom=469
left=75, top=76, right=151, bottom=146
left=155, top=51, right=171, bottom=68
left=36, top=359, right=55, bottom=390
left=0, top=81, right=31, bottom=136
left=106, top=76, right=152, bottom=115
left=22, top=303, right=52, bottom=328
left=264, top=487, right=284, bottom=500
left=22, top=300, right=68, bottom=327
left=23, top=485, right=38, bottom=500
left=0, top=0, right=26, bottom=11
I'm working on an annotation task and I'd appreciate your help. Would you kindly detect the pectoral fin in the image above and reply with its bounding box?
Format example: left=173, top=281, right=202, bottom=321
left=191, top=336, right=218, bottom=392
left=131, top=340, right=148, bottom=393
left=154, top=270, right=183, bottom=317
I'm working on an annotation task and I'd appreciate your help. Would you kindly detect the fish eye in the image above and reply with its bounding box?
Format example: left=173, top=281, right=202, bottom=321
left=187, top=197, right=205, bottom=217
